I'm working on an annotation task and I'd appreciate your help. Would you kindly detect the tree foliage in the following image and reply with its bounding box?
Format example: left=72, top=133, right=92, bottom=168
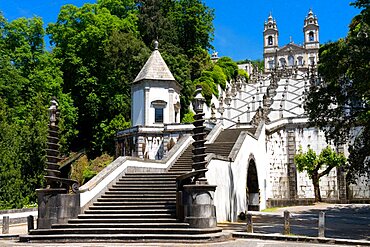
left=0, top=0, right=216, bottom=208
left=294, top=146, right=347, bottom=202
left=0, top=15, right=76, bottom=209
left=305, top=1, right=369, bottom=182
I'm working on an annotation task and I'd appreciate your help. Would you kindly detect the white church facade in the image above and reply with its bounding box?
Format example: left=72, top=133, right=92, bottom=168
left=263, top=10, right=319, bottom=71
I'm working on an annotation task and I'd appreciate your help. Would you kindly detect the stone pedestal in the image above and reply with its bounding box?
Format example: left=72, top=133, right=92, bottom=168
left=183, top=182, right=217, bottom=228
left=36, top=188, right=80, bottom=229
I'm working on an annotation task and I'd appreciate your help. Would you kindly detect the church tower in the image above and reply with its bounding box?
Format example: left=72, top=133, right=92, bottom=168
left=263, top=13, right=279, bottom=70
left=131, top=41, right=181, bottom=127
left=303, top=9, right=319, bottom=65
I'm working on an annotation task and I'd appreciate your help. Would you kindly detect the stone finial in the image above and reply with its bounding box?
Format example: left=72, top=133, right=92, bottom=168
left=154, top=40, right=159, bottom=50
left=49, top=97, right=59, bottom=127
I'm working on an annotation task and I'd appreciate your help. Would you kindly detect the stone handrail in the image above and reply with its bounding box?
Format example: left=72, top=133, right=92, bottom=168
left=79, top=134, right=194, bottom=210
left=205, top=122, right=222, bottom=144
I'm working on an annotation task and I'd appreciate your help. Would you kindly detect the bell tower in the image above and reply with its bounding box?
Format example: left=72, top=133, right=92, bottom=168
left=303, top=9, right=319, bottom=65
left=263, top=13, right=279, bottom=70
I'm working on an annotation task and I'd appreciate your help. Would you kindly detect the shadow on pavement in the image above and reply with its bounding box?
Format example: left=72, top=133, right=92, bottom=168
left=219, top=204, right=370, bottom=241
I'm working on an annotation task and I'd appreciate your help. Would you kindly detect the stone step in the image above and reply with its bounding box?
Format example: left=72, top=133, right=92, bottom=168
left=77, top=213, right=175, bottom=219
left=124, top=173, right=181, bottom=177
left=93, top=201, right=176, bottom=206
left=112, top=183, right=176, bottom=188
left=84, top=209, right=175, bottom=214
left=100, top=195, right=176, bottom=200
left=52, top=222, right=189, bottom=229
left=104, top=191, right=176, bottom=195
left=27, top=227, right=222, bottom=235
left=119, top=177, right=176, bottom=181
left=20, top=231, right=228, bottom=243
left=171, top=167, right=192, bottom=172
left=115, top=180, right=176, bottom=185
left=97, top=197, right=176, bottom=202
left=108, top=187, right=176, bottom=191
left=89, top=205, right=175, bottom=210
left=68, top=218, right=180, bottom=224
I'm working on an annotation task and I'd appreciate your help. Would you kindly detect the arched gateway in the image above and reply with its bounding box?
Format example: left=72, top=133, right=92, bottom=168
left=247, top=157, right=260, bottom=211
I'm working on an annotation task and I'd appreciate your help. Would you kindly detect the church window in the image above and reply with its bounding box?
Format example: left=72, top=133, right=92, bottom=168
left=297, top=56, right=303, bottom=65
left=288, top=55, right=294, bottom=66
left=309, top=57, right=315, bottom=65
left=268, top=36, right=273, bottom=45
left=279, top=58, right=286, bottom=67
left=309, top=31, right=314, bottom=41
left=155, top=108, right=163, bottom=123
left=268, top=60, right=274, bottom=69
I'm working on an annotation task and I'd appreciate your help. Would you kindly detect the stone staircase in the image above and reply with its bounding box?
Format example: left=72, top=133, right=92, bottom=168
left=20, top=129, right=245, bottom=243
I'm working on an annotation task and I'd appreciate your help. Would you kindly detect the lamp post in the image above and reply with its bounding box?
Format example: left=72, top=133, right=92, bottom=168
left=181, top=85, right=218, bottom=229
left=191, top=85, right=207, bottom=178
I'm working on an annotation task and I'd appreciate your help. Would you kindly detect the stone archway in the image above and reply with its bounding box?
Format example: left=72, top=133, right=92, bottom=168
left=247, top=157, right=260, bottom=211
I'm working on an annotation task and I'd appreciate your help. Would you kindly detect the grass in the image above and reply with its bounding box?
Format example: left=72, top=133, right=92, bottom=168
left=261, top=207, right=282, bottom=212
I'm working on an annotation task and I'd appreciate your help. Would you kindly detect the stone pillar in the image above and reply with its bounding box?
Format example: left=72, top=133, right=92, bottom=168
left=337, top=166, right=347, bottom=203
left=246, top=213, right=253, bottom=233
left=183, top=184, right=217, bottom=228
left=283, top=210, right=290, bottom=235
left=136, top=135, right=146, bottom=159
left=286, top=129, right=297, bottom=200
left=2, top=216, right=9, bottom=234
left=36, top=188, right=80, bottom=229
left=337, top=145, right=347, bottom=203
left=318, top=211, right=325, bottom=238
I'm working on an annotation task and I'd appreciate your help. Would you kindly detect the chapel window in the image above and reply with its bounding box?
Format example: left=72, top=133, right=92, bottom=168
left=155, top=108, right=163, bottom=123
left=152, top=100, right=167, bottom=123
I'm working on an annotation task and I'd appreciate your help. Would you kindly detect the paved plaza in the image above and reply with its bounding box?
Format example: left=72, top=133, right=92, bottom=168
left=1, top=203, right=369, bottom=245
left=222, top=203, right=370, bottom=241
left=0, top=238, right=365, bottom=247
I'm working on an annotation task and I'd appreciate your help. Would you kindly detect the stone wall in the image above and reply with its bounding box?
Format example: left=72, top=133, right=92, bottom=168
left=348, top=176, right=370, bottom=200
left=267, top=126, right=341, bottom=201
left=266, top=129, right=289, bottom=199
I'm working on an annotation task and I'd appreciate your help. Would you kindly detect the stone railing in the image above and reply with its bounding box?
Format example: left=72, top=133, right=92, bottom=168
left=79, top=134, right=194, bottom=211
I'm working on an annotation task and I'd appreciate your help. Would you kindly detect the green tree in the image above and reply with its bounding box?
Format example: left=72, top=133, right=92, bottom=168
left=47, top=2, right=140, bottom=156
left=0, top=14, right=76, bottom=208
left=305, top=1, right=369, bottom=182
left=294, top=146, right=347, bottom=202
left=136, top=0, right=214, bottom=120
left=173, top=0, right=214, bottom=57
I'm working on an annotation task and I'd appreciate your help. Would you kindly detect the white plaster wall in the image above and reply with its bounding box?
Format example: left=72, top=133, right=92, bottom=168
left=207, top=125, right=268, bottom=222
left=206, top=159, right=231, bottom=222
left=132, top=89, right=144, bottom=126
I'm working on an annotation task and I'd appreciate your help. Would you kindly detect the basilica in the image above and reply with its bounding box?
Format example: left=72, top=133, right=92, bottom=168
left=263, top=10, right=320, bottom=71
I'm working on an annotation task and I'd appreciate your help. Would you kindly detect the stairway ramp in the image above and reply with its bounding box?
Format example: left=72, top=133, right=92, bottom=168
left=19, top=128, right=249, bottom=243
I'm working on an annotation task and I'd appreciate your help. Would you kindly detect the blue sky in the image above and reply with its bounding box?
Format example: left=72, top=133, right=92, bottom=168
left=0, top=0, right=360, bottom=61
